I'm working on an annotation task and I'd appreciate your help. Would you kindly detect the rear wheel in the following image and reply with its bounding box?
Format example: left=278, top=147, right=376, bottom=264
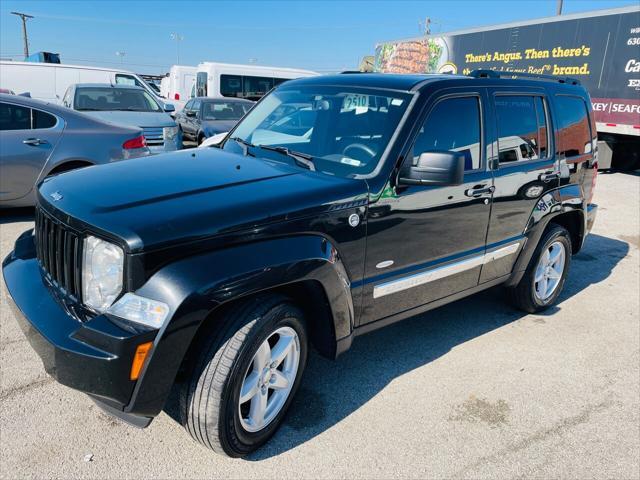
left=180, top=295, right=307, bottom=457
left=507, top=224, right=572, bottom=313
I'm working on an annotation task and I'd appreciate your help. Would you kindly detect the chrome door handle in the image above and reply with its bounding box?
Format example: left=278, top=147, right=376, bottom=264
left=23, top=138, right=48, bottom=146
left=539, top=171, right=560, bottom=183
left=465, top=185, right=495, bottom=197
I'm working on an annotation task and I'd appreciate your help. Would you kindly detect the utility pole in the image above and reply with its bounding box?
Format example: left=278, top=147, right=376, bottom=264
left=170, top=33, right=184, bottom=65
left=11, top=11, right=34, bottom=59
left=557, top=0, right=563, bottom=15
left=419, top=17, right=431, bottom=36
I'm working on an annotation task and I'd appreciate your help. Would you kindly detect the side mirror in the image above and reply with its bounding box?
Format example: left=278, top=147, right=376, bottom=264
left=399, top=151, right=465, bottom=186
left=185, top=110, right=196, bottom=117
left=164, top=103, right=176, bottom=113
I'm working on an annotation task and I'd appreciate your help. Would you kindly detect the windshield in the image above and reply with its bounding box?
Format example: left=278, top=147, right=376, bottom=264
left=202, top=101, right=252, bottom=121
left=74, top=87, right=161, bottom=112
left=225, top=85, right=412, bottom=177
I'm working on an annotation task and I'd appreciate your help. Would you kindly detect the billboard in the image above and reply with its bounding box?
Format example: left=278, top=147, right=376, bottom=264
left=375, top=8, right=640, bottom=127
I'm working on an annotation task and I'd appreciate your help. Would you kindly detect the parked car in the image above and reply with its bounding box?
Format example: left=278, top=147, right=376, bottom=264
left=0, top=93, right=148, bottom=208
left=63, top=84, right=181, bottom=153
left=175, top=97, right=253, bottom=144
left=3, top=72, right=598, bottom=457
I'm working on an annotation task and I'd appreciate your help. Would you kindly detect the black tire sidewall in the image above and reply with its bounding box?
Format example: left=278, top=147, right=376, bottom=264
left=529, top=227, right=571, bottom=308
left=220, top=303, right=307, bottom=455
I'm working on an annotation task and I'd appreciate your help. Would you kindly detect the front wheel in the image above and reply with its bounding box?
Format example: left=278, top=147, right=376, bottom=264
left=507, top=224, right=572, bottom=313
left=180, top=296, right=307, bottom=457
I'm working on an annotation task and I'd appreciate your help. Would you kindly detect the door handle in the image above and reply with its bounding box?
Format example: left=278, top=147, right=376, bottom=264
left=23, top=138, right=48, bottom=146
left=539, top=171, right=560, bottom=183
left=465, top=185, right=495, bottom=197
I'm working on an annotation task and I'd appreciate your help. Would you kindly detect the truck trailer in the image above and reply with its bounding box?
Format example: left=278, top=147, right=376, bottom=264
left=375, top=5, right=640, bottom=170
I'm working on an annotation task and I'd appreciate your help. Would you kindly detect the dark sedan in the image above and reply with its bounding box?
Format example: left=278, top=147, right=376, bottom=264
left=175, top=97, right=253, bottom=144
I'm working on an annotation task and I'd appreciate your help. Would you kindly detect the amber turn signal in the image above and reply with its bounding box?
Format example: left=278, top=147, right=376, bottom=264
left=130, top=342, right=153, bottom=381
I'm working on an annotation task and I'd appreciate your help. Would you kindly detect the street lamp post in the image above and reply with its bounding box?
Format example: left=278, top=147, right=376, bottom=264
left=170, top=33, right=184, bottom=64
left=115, top=51, right=126, bottom=64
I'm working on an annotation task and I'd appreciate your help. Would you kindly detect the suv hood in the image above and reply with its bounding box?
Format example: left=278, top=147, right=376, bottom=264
left=81, top=111, right=175, bottom=128
left=38, top=149, right=368, bottom=252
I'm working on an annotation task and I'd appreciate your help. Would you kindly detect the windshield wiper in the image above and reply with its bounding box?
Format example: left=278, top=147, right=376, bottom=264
left=256, top=145, right=316, bottom=171
left=229, top=136, right=255, bottom=156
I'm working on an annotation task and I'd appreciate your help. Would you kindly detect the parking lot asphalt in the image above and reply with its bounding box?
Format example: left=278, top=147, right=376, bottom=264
left=1, top=172, right=638, bottom=479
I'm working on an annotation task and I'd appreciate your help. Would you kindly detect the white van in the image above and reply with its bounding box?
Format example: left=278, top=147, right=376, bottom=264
left=0, top=61, right=172, bottom=109
left=194, top=62, right=317, bottom=101
left=164, top=65, right=196, bottom=102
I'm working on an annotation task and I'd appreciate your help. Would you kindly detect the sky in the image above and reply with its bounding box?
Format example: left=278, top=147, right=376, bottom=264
left=0, top=0, right=636, bottom=75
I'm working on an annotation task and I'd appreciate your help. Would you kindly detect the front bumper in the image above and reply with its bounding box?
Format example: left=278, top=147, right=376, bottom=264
left=2, top=230, right=156, bottom=426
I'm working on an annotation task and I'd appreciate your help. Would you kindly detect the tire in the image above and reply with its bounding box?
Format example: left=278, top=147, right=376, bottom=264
left=507, top=224, right=572, bottom=313
left=180, top=295, right=307, bottom=457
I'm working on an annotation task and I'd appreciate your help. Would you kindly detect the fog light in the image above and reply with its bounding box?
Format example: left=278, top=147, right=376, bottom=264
left=107, top=293, right=170, bottom=329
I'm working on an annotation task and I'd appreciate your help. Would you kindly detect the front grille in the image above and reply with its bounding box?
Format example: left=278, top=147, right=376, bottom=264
left=35, top=207, right=83, bottom=300
left=142, top=126, right=164, bottom=146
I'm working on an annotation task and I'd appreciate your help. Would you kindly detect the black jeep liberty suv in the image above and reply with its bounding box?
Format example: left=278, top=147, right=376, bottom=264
left=3, top=70, right=598, bottom=457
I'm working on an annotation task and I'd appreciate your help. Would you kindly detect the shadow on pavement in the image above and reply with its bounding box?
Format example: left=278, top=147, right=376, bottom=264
left=163, top=233, right=629, bottom=459
left=0, top=207, right=35, bottom=225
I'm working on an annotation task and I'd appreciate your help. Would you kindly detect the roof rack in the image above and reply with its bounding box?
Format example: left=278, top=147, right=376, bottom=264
left=468, top=69, right=581, bottom=85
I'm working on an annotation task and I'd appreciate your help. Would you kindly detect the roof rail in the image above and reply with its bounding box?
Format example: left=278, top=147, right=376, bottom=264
left=468, top=69, right=581, bottom=85
left=340, top=70, right=367, bottom=74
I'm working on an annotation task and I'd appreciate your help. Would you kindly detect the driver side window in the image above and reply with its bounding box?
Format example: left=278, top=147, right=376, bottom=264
left=412, top=96, right=482, bottom=171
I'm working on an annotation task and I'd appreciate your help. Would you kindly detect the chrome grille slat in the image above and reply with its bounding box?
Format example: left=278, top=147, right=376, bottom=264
left=34, top=207, right=82, bottom=299
left=142, top=127, right=164, bottom=146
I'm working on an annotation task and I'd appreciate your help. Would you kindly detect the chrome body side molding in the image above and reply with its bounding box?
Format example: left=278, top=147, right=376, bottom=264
left=373, top=242, right=521, bottom=299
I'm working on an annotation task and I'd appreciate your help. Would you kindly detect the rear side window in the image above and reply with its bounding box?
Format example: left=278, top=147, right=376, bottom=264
left=495, top=95, right=548, bottom=164
left=0, top=103, right=31, bottom=130
left=33, top=109, right=57, bottom=129
left=412, top=96, right=482, bottom=171
left=554, top=95, right=591, bottom=158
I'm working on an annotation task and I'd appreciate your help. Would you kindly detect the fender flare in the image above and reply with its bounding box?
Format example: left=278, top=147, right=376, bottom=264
left=505, top=183, right=586, bottom=287
left=127, top=235, right=353, bottom=416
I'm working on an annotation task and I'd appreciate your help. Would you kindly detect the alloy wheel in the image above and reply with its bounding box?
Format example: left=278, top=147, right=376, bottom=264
left=238, top=326, right=300, bottom=433
left=534, top=240, right=566, bottom=301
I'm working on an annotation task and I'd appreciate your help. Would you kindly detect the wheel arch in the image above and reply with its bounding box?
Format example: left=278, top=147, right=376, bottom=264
left=44, top=158, right=94, bottom=177
left=505, top=184, right=586, bottom=287
left=125, top=235, right=353, bottom=417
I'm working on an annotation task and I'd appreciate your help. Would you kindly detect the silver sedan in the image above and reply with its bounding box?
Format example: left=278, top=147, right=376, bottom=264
left=0, top=93, right=149, bottom=208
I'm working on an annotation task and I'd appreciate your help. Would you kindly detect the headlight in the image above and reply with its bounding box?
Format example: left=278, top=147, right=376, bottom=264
left=82, top=235, right=124, bottom=312
left=163, top=126, right=179, bottom=140
left=107, top=293, right=170, bottom=329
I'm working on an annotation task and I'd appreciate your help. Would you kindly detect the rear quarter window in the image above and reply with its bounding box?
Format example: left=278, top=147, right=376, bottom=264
left=554, top=95, right=592, bottom=158
left=33, top=109, right=57, bottom=129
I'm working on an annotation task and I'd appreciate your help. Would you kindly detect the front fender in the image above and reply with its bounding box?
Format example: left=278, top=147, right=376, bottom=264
left=505, top=184, right=586, bottom=287
left=126, top=235, right=353, bottom=416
